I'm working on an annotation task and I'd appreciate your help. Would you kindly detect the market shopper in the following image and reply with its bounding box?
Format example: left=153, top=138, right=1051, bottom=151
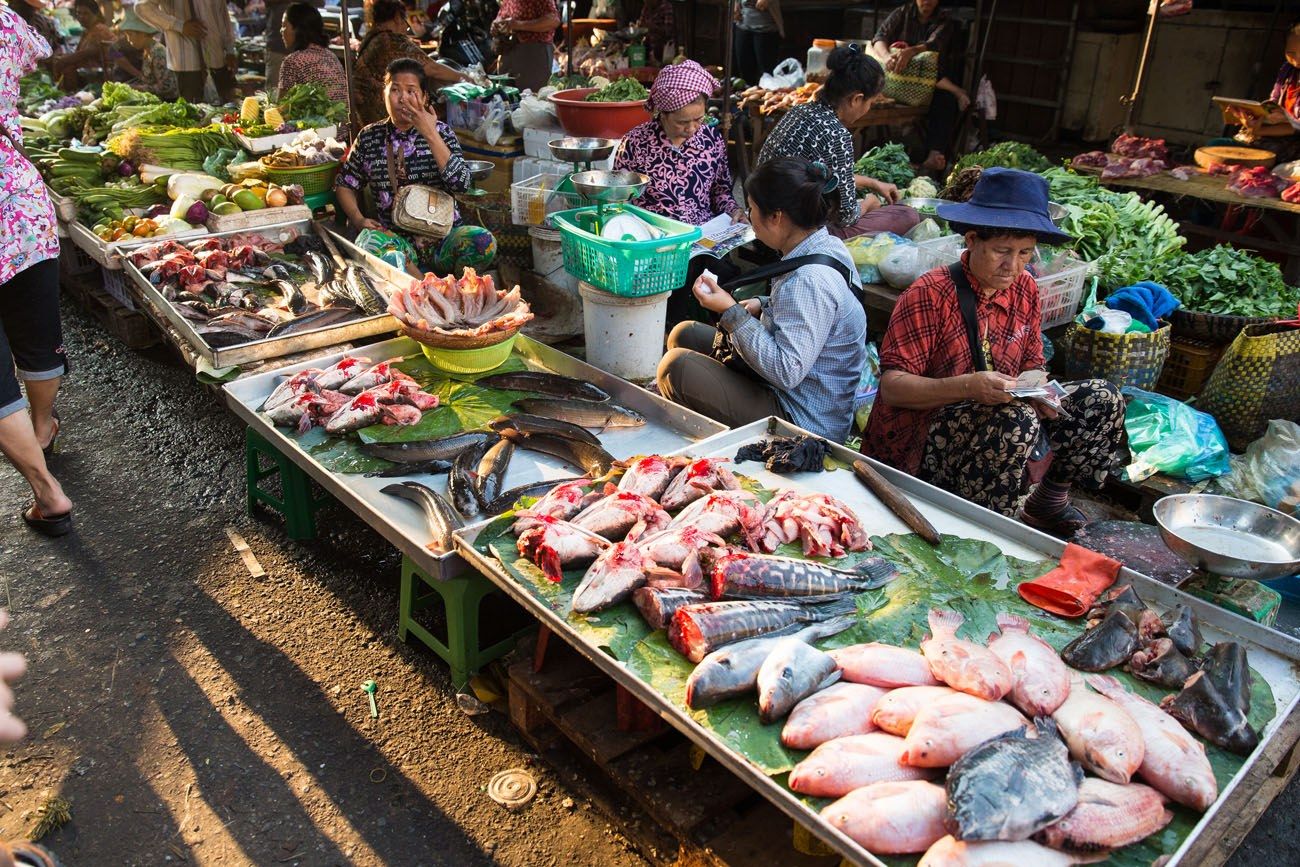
left=276, top=3, right=347, bottom=102
left=353, top=0, right=470, bottom=128
left=11, top=0, right=65, bottom=58
left=263, top=0, right=322, bottom=93
left=1228, top=21, right=1300, bottom=162
left=637, top=0, right=675, bottom=66
left=491, top=0, right=559, bottom=92
left=0, top=6, right=73, bottom=537
left=757, top=46, right=920, bottom=240
left=733, top=0, right=783, bottom=87
left=335, top=58, right=496, bottom=276
left=870, top=0, right=969, bottom=174
left=657, top=157, right=866, bottom=443
left=863, top=169, right=1124, bottom=536
left=136, top=0, right=238, bottom=103
left=112, top=9, right=179, bottom=100
left=49, top=0, right=115, bottom=89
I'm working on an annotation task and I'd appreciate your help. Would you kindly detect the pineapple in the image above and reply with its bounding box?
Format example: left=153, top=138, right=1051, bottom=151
left=264, top=106, right=285, bottom=129
left=239, top=96, right=262, bottom=125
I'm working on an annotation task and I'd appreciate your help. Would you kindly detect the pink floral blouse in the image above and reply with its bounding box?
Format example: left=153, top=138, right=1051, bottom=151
left=1, top=7, right=60, bottom=285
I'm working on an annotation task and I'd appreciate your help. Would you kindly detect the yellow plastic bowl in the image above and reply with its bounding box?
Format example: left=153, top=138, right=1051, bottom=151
left=419, top=334, right=519, bottom=373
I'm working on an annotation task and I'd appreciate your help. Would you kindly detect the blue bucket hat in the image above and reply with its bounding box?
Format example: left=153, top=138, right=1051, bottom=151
left=936, top=167, right=1073, bottom=246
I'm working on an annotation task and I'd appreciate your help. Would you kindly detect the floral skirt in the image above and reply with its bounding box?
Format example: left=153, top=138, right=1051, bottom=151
left=917, top=379, right=1126, bottom=517
left=355, top=226, right=498, bottom=275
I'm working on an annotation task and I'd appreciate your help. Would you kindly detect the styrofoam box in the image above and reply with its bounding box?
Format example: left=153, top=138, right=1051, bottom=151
left=522, top=124, right=567, bottom=159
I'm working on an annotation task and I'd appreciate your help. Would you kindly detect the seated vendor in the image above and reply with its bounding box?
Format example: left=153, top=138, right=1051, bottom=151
left=335, top=58, right=496, bottom=277
left=862, top=168, right=1124, bottom=537
left=49, top=0, right=115, bottom=89
left=657, top=157, right=866, bottom=444
left=112, top=9, right=178, bottom=100
left=757, top=46, right=920, bottom=240
left=1228, top=21, right=1300, bottom=163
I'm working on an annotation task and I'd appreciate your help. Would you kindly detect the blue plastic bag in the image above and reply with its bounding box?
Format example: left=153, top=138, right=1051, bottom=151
left=1120, top=387, right=1231, bottom=482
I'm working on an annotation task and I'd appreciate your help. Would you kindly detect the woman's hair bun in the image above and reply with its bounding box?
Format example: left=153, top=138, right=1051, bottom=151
left=826, top=45, right=861, bottom=74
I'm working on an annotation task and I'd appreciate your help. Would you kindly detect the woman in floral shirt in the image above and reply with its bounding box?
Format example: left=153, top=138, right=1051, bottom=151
left=335, top=58, right=496, bottom=275
left=0, top=6, right=73, bottom=536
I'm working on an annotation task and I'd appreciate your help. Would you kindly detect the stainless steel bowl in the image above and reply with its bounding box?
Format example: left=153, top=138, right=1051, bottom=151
left=548, top=136, right=619, bottom=165
left=903, top=197, right=947, bottom=215
left=1048, top=201, right=1067, bottom=222
left=1153, top=494, right=1300, bottom=580
left=569, top=169, right=649, bottom=204
left=465, top=160, right=495, bottom=184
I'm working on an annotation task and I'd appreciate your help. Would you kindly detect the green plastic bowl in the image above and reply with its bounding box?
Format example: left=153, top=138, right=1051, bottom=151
left=419, top=333, right=519, bottom=373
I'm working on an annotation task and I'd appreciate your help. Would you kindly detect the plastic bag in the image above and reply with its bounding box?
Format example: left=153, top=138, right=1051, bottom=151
left=759, top=58, right=805, bottom=91
left=906, top=218, right=943, bottom=243
left=1216, top=419, right=1300, bottom=514
left=854, top=342, right=881, bottom=433
left=1120, top=387, right=1231, bottom=482
left=510, top=93, right=558, bottom=131
left=202, top=146, right=246, bottom=182
left=879, top=243, right=922, bottom=289
left=844, top=233, right=904, bottom=284
left=478, top=96, right=508, bottom=146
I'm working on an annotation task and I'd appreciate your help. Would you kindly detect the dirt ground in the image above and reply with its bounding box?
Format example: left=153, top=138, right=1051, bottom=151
left=0, top=298, right=1295, bottom=866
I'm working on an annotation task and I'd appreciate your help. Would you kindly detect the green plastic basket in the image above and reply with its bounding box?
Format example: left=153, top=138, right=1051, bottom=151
left=259, top=159, right=340, bottom=196
left=551, top=203, right=702, bottom=298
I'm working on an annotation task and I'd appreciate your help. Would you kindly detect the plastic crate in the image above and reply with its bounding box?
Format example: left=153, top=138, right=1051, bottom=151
left=1035, top=258, right=1090, bottom=329
left=101, top=267, right=136, bottom=310
left=510, top=173, right=582, bottom=226
left=551, top=204, right=701, bottom=297
left=914, top=234, right=965, bottom=274
left=1156, top=337, right=1225, bottom=401
left=58, top=242, right=98, bottom=278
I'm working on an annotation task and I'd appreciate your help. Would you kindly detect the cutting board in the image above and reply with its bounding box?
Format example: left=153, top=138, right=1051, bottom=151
left=1193, top=145, right=1277, bottom=170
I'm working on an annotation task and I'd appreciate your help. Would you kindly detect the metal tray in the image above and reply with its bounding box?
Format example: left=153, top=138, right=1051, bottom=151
left=122, top=220, right=399, bottom=368
left=223, top=334, right=726, bottom=580
left=452, top=417, right=1300, bottom=867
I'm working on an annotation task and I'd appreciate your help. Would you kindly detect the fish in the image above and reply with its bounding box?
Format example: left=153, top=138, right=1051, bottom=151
left=380, top=481, right=463, bottom=553
left=987, top=613, right=1071, bottom=716
left=633, top=587, right=708, bottom=631
left=511, top=398, right=646, bottom=430
left=303, top=249, right=334, bottom=284
left=871, top=686, right=958, bottom=737
left=708, top=550, right=898, bottom=601
left=660, top=458, right=741, bottom=511
left=1086, top=674, right=1218, bottom=810
left=266, top=393, right=330, bottom=433
left=198, top=324, right=265, bottom=347
left=683, top=616, right=854, bottom=709
left=782, top=682, right=889, bottom=750
left=473, top=437, right=515, bottom=505
left=342, top=263, right=389, bottom=315
left=510, top=480, right=602, bottom=533
left=823, top=781, right=948, bottom=855
left=789, top=732, right=936, bottom=798
left=571, top=541, right=654, bottom=614
left=479, top=371, right=610, bottom=401
left=364, top=458, right=453, bottom=478
left=515, top=515, right=611, bottom=582
left=313, top=356, right=373, bottom=391
left=365, top=379, right=440, bottom=411
left=1161, top=667, right=1259, bottom=756
left=667, top=490, right=767, bottom=546
left=918, top=836, right=1106, bottom=867
left=633, top=526, right=727, bottom=584
left=265, top=306, right=360, bottom=338
left=262, top=367, right=324, bottom=411
left=499, top=429, right=616, bottom=477
left=360, top=431, right=498, bottom=464
left=756, top=490, right=872, bottom=558
left=276, top=279, right=309, bottom=315
left=488, top=413, right=603, bottom=448
left=1129, top=638, right=1197, bottom=689
left=756, top=637, right=840, bottom=724
left=1164, top=604, right=1203, bottom=658
left=921, top=609, right=1012, bottom=702
left=570, top=490, right=670, bottom=542
left=669, top=599, right=855, bottom=664
left=1052, top=674, right=1145, bottom=783
left=899, top=693, right=1029, bottom=768
left=1086, top=584, right=1148, bottom=629
left=449, top=439, right=491, bottom=519
left=615, top=454, right=690, bottom=499
left=340, top=359, right=412, bottom=395
left=1201, top=641, right=1252, bottom=713
left=323, top=391, right=421, bottom=434
left=1035, top=778, right=1174, bottom=852
left=944, top=717, right=1081, bottom=841
left=484, top=477, right=587, bottom=516
left=1060, top=609, right=1140, bottom=672
left=830, top=643, right=942, bottom=689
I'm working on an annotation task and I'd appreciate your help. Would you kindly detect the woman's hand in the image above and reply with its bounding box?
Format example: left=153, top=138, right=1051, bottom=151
left=692, top=273, right=738, bottom=315
left=963, top=371, right=1017, bottom=405
left=868, top=179, right=900, bottom=203
left=886, top=46, right=916, bottom=73
left=741, top=298, right=762, bottom=317
left=351, top=216, right=385, bottom=232
left=406, top=94, right=441, bottom=137
left=952, top=87, right=971, bottom=112
left=730, top=207, right=748, bottom=224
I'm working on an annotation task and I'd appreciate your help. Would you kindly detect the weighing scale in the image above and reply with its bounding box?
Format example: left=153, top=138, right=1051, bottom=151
left=462, top=160, right=496, bottom=197
left=546, top=138, right=648, bottom=234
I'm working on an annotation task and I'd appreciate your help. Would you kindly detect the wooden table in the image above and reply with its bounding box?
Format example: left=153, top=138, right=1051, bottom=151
left=746, top=101, right=927, bottom=164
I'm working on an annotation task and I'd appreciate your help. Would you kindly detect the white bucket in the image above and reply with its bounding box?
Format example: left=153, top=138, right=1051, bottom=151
left=529, top=226, right=565, bottom=276
left=578, top=281, right=670, bottom=383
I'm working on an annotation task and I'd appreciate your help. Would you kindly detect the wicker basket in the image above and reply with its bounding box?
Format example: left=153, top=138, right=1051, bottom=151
left=1169, top=308, right=1271, bottom=344
left=258, top=159, right=341, bottom=196
left=399, top=321, right=523, bottom=350
left=1061, top=320, right=1172, bottom=391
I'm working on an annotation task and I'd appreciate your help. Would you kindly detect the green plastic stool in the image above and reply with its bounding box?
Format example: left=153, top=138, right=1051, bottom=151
left=245, top=428, right=332, bottom=540
left=398, top=555, right=527, bottom=689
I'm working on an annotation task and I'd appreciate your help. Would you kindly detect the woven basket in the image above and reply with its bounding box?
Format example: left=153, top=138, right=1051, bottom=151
left=1197, top=322, right=1300, bottom=451
left=1170, top=308, right=1271, bottom=344
left=399, top=321, right=523, bottom=350
left=1061, top=320, right=1172, bottom=391
left=259, top=159, right=340, bottom=196
left=883, top=50, right=938, bottom=107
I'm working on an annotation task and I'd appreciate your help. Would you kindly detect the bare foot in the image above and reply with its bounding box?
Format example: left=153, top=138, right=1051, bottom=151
left=921, top=150, right=947, bottom=173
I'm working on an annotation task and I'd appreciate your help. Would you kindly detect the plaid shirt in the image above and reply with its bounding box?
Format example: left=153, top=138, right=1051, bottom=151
left=863, top=255, right=1045, bottom=475
left=719, top=228, right=866, bottom=443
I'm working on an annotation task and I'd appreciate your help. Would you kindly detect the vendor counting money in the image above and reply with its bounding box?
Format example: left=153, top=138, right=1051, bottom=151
left=862, top=169, right=1125, bottom=537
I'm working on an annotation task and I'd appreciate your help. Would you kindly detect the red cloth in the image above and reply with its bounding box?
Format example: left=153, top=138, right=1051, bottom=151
left=1017, top=543, right=1122, bottom=618
left=495, top=0, right=558, bottom=43
left=862, top=253, right=1046, bottom=475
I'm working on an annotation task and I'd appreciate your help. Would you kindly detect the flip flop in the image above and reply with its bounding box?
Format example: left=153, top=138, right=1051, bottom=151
left=1021, top=503, right=1090, bottom=540
left=22, top=503, right=72, bottom=537
left=41, top=410, right=61, bottom=458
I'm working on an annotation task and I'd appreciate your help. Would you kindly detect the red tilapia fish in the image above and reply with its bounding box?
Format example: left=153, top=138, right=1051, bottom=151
left=1052, top=673, right=1145, bottom=784
left=757, top=490, right=871, bottom=557
left=659, top=458, right=740, bottom=511
left=1035, top=778, right=1173, bottom=852
left=987, top=612, right=1071, bottom=716
left=921, top=608, right=1012, bottom=702
left=824, top=780, right=948, bottom=855
left=790, top=732, right=936, bottom=798
left=831, top=643, right=941, bottom=689
left=782, top=682, right=888, bottom=749
left=705, top=550, right=897, bottom=601
left=510, top=480, right=602, bottom=534
left=515, top=514, right=610, bottom=582
left=615, top=454, right=690, bottom=500
left=668, top=598, right=853, bottom=663
left=323, top=390, right=422, bottom=434
left=364, top=378, right=440, bottom=410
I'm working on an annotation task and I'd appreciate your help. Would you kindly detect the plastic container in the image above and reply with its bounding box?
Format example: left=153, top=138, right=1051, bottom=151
left=1156, top=337, right=1226, bottom=401
left=551, top=203, right=701, bottom=297
left=102, top=267, right=136, bottom=310
left=529, top=226, right=565, bottom=275
left=806, top=39, right=837, bottom=79
left=1035, top=259, right=1090, bottom=329
left=578, top=280, right=670, bottom=382
left=914, top=233, right=965, bottom=274
left=511, top=173, right=583, bottom=226
left=413, top=332, right=519, bottom=373
left=550, top=88, right=651, bottom=139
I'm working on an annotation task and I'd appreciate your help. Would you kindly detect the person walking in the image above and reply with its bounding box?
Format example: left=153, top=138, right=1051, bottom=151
left=136, top=0, right=238, bottom=103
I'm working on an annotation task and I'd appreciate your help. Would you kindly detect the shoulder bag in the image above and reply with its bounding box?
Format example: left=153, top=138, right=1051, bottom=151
left=385, top=135, right=455, bottom=239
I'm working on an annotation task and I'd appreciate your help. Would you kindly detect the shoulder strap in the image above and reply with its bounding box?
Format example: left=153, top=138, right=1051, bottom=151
left=385, top=133, right=400, bottom=194
left=720, top=253, right=862, bottom=306
left=948, top=261, right=987, bottom=372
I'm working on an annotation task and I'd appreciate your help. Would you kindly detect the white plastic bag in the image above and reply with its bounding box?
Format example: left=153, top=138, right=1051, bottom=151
left=510, top=93, right=558, bottom=132
left=478, top=96, right=508, bottom=146
left=879, top=244, right=922, bottom=289
left=759, top=58, right=806, bottom=91
left=1217, top=419, right=1300, bottom=514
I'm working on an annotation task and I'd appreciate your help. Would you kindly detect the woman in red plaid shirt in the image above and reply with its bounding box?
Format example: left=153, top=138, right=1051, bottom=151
left=863, top=169, right=1124, bottom=537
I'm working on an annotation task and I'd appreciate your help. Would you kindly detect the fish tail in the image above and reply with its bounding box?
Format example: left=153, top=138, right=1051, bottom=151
left=814, top=598, right=858, bottom=620
left=1084, top=673, right=1123, bottom=697
left=927, top=607, right=964, bottom=636
left=850, top=557, right=899, bottom=587
left=996, top=611, right=1030, bottom=633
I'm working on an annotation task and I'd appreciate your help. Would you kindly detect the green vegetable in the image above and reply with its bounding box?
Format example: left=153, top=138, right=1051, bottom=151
left=949, top=141, right=1052, bottom=180
left=110, top=99, right=201, bottom=133
left=107, top=125, right=237, bottom=171
left=853, top=142, right=914, bottom=188
left=275, top=84, right=348, bottom=124
left=100, top=81, right=160, bottom=110
left=584, top=78, right=649, bottom=103
left=1155, top=246, right=1300, bottom=318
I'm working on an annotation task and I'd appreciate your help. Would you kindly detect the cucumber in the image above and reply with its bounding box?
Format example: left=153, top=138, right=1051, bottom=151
left=56, top=147, right=104, bottom=164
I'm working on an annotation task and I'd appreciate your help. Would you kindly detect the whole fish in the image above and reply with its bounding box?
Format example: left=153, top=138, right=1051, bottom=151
left=634, top=587, right=708, bottom=631
left=314, top=356, right=372, bottom=391
left=789, top=732, right=936, bottom=798
left=449, top=439, right=492, bottom=519
left=570, top=490, right=670, bottom=541
left=670, top=599, right=855, bottom=664
left=499, top=429, right=616, bottom=477
left=266, top=306, right=360, bottom=338
left=360, top=431, right=497, bottom=464
left=922, top=608, right=1012, bottom=702
left=1086, top=674, right=1218, bottom=810
left=473, top=437, right=515, bottom=505
left=1061, top=609, right=1140, bottom=672
left=633, top=526, right=728, bottom=586
left=515, top=515, right=610, bottom=582
left=1201, top=641, right=1252, bottom=712
left=1035, top=778, right=1173, bottom=852
left=380, top=481, right=463, bottom=553
left=756, top=637, right=840, bottom=724
left=340, top=359, right=412, bottom=395
left=823, top=781, right=948, bottom=855
left=488, top=413, right=602, bottom=448
left=708, top=551, right=898, bottom=601
left=1129, top=638, right=1197, bottom=689
left=485, top=477, right=586, bottom=516
left=275, top=279, right=308, bottom=314
left=323, top=391, right=420, bottom=434
left=571, top=541, right=656, bottom=614
left=479, top=371, right=611, bottom=402
left=1161, top=667, right=1259, bottom=756
left=1164, top=604, right=1203, bottom=658
left=899, top=693, right=1029, bottom=768
left=870, top=686, right=958, bottom=736
left=918, top=836, right=1102, bottom=867
left=511, top=480, right=602, bottom=533
left=660, top=458, right=741, bottom=511
left=830, top=643, right=941, bottom=689
left=303, top=249, right=334, bottom=284
left=667, top=490, right=767, bottom=547
left=365, top=458, right=453, bottom=478
left=511, top=398, right=646, bottom=430
left=198, top=324, right=265, bottom=347
left=615, top=454, right=689, bottom=500
left=987, top=613, right=1071, bottom=716
left=945, top=717, right=1080, bottom=841
left=342, top=263, right=388, bottom=315
left=782, top=682, right=888, bottom=749
left=684, top=616, right=854, bottom=709
left=1052, top=674, right=1145, bottom=783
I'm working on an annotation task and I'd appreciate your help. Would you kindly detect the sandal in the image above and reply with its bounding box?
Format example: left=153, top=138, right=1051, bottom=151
left=1021, top=503, right=1090, bottom=540
left=22, top=503, right=72, bottom=537
left=40, top=410, right=60, bottom=458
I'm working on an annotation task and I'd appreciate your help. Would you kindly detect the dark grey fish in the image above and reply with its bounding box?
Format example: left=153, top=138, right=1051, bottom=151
left=449, top=439, right=493, bottom=519
left=512, top=398, right=646, bottom=430
left=1162, top=668, right=1259, bottom=756
left=1086, top=584, right=1146, bottom=627
left=1164, top=604, right=1203, bottom=658
left=1201, top=641, right=1252, bottom=713
left=474, top=437, right=515, bottom=505
left=359, top=432, right=497, bottom=464
left=262, top=262, right=294, bottom=281
left=174, top=301, right=210, bottom=322
left=478, top=371, right=610, bottom=402
left=635, top=587, right=709, bottom=632
left=365, top=458, right=453, bottom=478
left=756, top=637, right=840, bottom=724
left=498, top=429, right=616, bottom=477
left=272, top=279, right=308, bottom=314
left=488, top=413, right=603, bottom=448
left=1061, top=609, right=1139, bottom=672
left=484, top=476, right=584, bottom=516
left=197, top=324, right=265, bottom=347
left=1129, top=638, right=1197, bottom=689
left=380, top=481, right=462, bottom=553
left=304, top=250, right=334, bottom=284
left=343, top=263, right=389, bottom=316
left=266, top=306, right=362, bottom=339
left=945, top=717, right=1082, bottom=841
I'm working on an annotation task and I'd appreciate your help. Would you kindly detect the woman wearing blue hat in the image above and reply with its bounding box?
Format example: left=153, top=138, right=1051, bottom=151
left=863, top=168, right=1125, bottom=537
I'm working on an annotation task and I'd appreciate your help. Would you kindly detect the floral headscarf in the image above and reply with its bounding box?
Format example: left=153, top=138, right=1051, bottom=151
left=645, top=60, right=719, bottom=115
